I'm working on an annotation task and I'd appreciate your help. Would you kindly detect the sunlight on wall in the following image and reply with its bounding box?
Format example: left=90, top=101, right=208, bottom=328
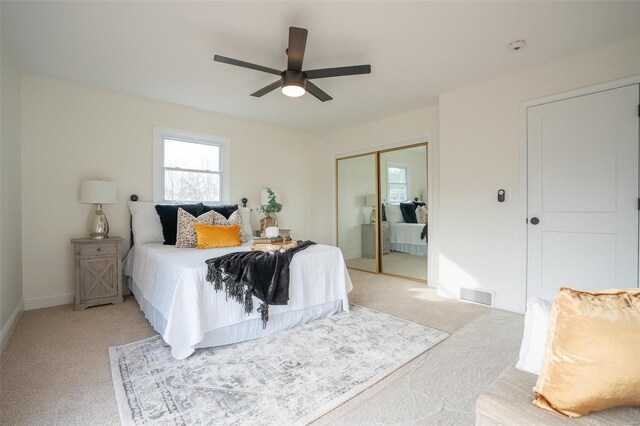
left=437, top=254, right=479, bottom=299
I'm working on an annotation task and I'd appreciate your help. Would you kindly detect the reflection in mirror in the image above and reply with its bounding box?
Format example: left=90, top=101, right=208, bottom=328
left=337, top=154, right=377, bottom=273
left=380, top=145, right=428, bottom=280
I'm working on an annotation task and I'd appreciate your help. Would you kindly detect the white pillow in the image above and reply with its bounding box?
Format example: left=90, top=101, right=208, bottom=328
left=385, top=204, right=404, bottom=223
left=516, top=297, right=551, bottom=375
left=238, top=207, right=253, bottom=240
left=128, top=201, right=164, bottom=245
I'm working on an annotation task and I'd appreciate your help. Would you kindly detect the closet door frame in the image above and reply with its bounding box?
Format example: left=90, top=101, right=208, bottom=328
left=335, top=140, right=430, bottom=283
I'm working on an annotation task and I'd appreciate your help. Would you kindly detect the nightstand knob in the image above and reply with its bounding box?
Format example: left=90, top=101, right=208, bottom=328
left=97, top=248, right=101, bottom=251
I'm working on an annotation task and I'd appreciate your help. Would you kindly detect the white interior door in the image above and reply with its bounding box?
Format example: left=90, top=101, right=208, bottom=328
left=527, top=84, right=640, bottom=301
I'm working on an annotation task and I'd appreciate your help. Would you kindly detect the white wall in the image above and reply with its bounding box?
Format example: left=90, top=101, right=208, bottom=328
left=437, top=35, right=640, bottom=312
left=12, top=34, right=640, bottom=316
left=0, top=33, right=23, bottom=348
left=20, top=75, right=319, bottom=308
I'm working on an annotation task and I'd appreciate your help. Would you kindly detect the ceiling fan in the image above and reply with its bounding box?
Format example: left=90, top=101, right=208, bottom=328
left=213, top=27, right=371, bottom=102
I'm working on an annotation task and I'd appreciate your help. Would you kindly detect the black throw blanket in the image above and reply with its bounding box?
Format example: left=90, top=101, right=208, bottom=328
left=205, top=241, right=316, bottom=327
left=421, top=224, right=428, bottom=242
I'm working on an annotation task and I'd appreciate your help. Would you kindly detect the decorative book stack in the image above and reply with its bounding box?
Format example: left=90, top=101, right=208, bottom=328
left=251, top=236, right=297, bottom=252
left=253, top=236, right=287, bottom=244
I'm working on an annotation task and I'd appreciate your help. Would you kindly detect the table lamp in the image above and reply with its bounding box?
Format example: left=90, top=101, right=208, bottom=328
left=80, top=180, right=116, bottom=239
left=365, top=194, right=376, bottom=224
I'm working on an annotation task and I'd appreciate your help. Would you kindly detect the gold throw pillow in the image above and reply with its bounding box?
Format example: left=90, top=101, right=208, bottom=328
left=210, top=210, right=249, bottom=243
left=533, top=287, right=640, bottom=417
left=195, top=224, right=241, bottom=249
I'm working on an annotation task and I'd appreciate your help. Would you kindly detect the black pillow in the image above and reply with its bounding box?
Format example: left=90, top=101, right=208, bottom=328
left=400, top=201, right=418, bottom=224
left=155, top=204, right=204, bottom=245
left=200, top=203, right=239, bottom=219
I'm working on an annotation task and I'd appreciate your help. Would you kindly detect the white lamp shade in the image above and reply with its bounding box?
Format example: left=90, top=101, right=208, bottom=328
left=364, top=194, right=376, bottom=207
left=80, top=180, right=116, bottom=204
left=260, top=188, right=280, bottom=205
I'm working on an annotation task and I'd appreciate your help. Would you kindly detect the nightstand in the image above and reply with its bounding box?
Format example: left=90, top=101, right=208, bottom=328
left=71, top=237, right=123, bottom=310
left=361, top=223, right=390, bottom=259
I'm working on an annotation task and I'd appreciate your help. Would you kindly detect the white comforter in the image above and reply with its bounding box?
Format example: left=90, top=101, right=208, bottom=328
left=124, top=242, right=352, bottom=359
left=389, top=222, right=427, bottom=246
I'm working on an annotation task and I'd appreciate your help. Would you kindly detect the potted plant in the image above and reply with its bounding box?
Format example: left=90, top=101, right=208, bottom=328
left=258, top=188, right=282, bottom=236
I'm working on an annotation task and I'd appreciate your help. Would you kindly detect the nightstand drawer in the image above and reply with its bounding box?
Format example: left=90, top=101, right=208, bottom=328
left=78, top=243, right=117, bottom=257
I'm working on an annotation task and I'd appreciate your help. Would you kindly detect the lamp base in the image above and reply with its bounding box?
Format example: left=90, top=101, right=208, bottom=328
left=89, top=204, right=109, bottom=239
left=370, top=206, right=377, bottom=224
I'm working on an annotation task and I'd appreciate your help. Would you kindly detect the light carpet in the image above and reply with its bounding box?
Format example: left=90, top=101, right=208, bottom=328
left=1, top=272, right=494, bottom=425
left=109, top=305, right=448, bottom=425
left=319, top=309, right=524, bottom=425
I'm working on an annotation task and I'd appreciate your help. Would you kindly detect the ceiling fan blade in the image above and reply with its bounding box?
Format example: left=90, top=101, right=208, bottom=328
left=305, top=64, right=371, bottom=79
left=306, top=81, right=332, bottom=102
left=287, top=27, right=308, bottom=72
left=214, top=55, right=282, bottom=76
left=250, top=80, right=282, bottom=97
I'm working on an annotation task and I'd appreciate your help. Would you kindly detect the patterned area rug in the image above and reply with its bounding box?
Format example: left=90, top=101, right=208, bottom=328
left=109, top=305, right=448, bottom=425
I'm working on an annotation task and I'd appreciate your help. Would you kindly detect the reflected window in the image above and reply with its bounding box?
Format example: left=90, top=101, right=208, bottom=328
left=387, top=165, right=409, bottom=203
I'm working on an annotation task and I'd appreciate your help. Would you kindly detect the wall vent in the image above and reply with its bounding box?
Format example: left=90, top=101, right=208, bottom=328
left=459, top=287, right=494, bottom=307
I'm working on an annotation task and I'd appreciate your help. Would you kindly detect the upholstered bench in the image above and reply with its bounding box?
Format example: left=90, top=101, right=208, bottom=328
left=476, top=367, right=640, bottom=425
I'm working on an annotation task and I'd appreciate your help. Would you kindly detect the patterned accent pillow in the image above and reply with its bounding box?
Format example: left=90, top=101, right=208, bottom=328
left=416, top=205, right=428, bottom=224
left=175, top=208, right=216, bottom=248
left=211, top=210, right=248, bottom=243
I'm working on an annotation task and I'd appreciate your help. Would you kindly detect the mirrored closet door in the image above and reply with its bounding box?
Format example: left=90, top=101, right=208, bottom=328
left=337, top=153, right=378, bottom=273
left=336, top=143, right=428, bottom=282
left=379, top=144, right=428, bottom=281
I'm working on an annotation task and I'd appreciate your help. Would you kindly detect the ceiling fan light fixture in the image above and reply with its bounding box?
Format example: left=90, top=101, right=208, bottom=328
left=214, top=27, right=370, bottom=102
left=281, top=83, right=306, bottom=97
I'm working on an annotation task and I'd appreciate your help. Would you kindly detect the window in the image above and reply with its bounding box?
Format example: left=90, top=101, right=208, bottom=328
left=387, top=165, right=409, bottom=204
left=154, top=128, right=230, bottom=203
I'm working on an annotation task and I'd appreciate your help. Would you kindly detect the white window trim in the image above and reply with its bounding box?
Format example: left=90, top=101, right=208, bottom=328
left=386, top=162, right=410, bottom=204
left=153, top=126, right=231, bottom=204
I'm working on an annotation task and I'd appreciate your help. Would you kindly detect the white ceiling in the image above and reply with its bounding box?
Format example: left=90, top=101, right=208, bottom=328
left=2, top=1, right=639, bottom=134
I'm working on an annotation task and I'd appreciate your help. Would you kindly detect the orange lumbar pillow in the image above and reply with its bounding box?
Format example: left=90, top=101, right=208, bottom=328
left=194, top=224, right=241, bottom=249
left=533, top=287, right=640, bottom=417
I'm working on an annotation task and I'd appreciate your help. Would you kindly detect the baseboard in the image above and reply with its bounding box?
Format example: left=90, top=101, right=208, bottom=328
left=436, top=284, right=457, bottom=300
left=24, top=293, right=74, bottom=310
left=494, top=296, right=524, bottom=314
left=0, top=300, right=24, bottom=355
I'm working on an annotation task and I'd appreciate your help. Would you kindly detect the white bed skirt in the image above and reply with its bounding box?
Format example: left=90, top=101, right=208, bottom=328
left=128, top=277, right=344, bottom=359
left=124, top=243, right=352, bottom=359
left=391, top=243, right=427, bottom=257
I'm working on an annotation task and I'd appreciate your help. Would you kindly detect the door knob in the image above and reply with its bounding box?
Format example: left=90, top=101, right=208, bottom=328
left=530, top=217, right=540, bottom=225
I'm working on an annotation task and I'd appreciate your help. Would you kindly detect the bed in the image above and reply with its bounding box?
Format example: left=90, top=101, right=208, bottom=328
left=384, top=203, right=428, bottom=257
left=124, top=197, right=352, bottom=359
left=389, top=222, right=427, bottom=256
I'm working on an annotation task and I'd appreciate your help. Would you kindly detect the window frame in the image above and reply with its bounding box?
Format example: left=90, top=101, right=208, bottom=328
left=153, top=127, right=230, bottom=204
left=386, top=163, right=410, bottom=204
